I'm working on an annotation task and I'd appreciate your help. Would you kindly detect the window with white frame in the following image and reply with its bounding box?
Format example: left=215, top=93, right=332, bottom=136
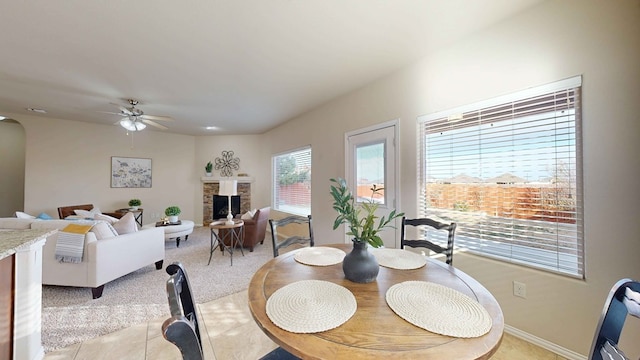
left=272, top=146, right=312, bottom=216
left=418, top=76, right=584, bottom=278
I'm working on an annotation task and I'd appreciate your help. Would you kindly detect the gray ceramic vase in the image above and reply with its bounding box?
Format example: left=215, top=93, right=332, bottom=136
left=342, top=240, right=379, bottom=283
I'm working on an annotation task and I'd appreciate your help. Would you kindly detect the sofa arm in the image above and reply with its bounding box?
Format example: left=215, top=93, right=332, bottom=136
left=88, top=227, right=165, bottom=287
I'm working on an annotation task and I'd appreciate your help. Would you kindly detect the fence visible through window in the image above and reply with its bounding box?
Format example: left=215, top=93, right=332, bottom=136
left=418, top=76, right=584, bottom=277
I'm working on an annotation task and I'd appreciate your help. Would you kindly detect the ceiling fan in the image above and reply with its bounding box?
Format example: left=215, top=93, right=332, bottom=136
left=104, top=99, right=173, bottom=131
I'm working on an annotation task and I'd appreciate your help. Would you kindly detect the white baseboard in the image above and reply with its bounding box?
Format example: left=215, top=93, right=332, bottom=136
left=504, top=325, right=586, bottom=360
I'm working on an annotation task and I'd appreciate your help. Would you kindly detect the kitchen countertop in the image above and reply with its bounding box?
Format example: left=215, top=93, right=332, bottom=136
left=0, top=229, right=57, bottom=260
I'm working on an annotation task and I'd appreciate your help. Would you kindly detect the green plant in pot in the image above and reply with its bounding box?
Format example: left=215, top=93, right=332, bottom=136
left=205, top=161, right=213, bottom=176
left=330, top=177, right=403, bottom=283
left=165, top=206, right=181, bottom=223
left=128, top=198, right=141, bottom=210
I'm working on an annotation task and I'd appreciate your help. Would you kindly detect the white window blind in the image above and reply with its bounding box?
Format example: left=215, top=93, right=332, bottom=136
left=272, top=147, right=312, bottom=216
left=418, top=76, right=584, bottom=277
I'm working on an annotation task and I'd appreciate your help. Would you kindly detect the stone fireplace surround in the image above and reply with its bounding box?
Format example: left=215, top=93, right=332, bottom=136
left=202, top=177, right=253, bottom=226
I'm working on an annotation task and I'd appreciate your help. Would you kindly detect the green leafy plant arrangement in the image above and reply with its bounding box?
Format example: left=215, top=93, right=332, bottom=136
left=128, top=199, right=141, bottom=207
left=164, top=206, right=181, bottom=216
left=205, top=161, right=213, bottom=173
left=330, top=177, right=403, bottom=248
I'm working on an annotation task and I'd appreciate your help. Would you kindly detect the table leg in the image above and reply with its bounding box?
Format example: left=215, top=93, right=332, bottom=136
left=208, top=229, right=220, bottom=265
left=210, top=228, right=236, bottom=266
left=134, top=211, right=143, bottom=227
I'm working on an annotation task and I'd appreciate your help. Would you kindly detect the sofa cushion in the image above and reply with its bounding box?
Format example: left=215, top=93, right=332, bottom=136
left=94, top=213, right=119, bottom=224
left=90, top=221, right=118, bottom=240
left=15, top=211, right=36, bottom=219
left=112, top=212, right=137, bottom=234
left=31, top=219, right=84, bottom=231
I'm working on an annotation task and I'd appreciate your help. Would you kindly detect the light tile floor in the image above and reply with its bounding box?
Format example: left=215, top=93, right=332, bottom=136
left=43, top=290, right=568, bottom=360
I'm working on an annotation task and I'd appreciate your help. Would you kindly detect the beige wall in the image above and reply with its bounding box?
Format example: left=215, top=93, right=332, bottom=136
left=0, top=120, right=26, bottom=217
left=194, top=134, right=270, bottom=221
left=261, top=1, right=640, bottom=357
left=7, top=0, right=639, bottom=357
left=14, top=114, right=199, bottom=223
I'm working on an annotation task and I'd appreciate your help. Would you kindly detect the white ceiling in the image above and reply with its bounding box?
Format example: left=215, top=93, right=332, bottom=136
left=0, top=0, right=541, bottom=135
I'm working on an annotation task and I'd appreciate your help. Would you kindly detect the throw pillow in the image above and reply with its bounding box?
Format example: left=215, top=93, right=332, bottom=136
left=94, top=213, right=119, bottom=224
left=112, top=212, right=138, bottom=234
left=74, top=207, right=102, bottom=218
left=36, top=212, right=53, bottom=220
left=15, top=211, right=35, bottom=219
left=90, top=222, right=118, bottom=240
left=241, top=208, right=257, bottom=220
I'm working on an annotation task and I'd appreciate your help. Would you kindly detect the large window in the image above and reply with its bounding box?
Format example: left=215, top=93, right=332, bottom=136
left=272, top=146, right=311, bottom=216
left=418, top=76, right=583, bottom=278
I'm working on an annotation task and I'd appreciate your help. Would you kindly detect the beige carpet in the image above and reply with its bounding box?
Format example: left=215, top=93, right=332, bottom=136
left=41, top=226, right=274, bottom=353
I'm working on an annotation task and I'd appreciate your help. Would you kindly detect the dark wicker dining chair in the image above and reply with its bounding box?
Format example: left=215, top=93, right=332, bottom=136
left=269, top=215, right=314, bottom=257
left=161, top=262, right=203, bottom=360
left=161, top=262, right=300, bottom=359
left=589, top=278, right=640, bottom=360
left=400, top=216, right=457, bottom=265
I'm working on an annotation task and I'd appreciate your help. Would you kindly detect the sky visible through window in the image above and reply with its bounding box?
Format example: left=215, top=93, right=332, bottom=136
left=425, top=110, right=576, bottom=183
left=356, top=142, right=385, bottom=184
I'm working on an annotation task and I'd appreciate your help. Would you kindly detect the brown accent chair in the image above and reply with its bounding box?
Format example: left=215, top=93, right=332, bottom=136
left=241, top=206, right=270, bottom=252
left=220, top=206, right=270, bottom=252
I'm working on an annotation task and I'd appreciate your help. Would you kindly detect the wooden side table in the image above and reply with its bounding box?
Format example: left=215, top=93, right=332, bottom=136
left=209, top=220, right=244, bottom=266
left=112, top=208, right=144, bottom=227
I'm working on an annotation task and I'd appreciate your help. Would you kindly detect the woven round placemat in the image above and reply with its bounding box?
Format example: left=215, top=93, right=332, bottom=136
left=386, top=281, right=492, bottom=338
left=370, top=248, right=426, bottom=270
left=294, top=247, right=346, bottom=266
left=266, top=280, right=357, bottom=333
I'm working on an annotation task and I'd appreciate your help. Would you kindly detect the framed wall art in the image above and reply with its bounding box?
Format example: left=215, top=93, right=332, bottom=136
left=111, top=157, right=152, bottom=188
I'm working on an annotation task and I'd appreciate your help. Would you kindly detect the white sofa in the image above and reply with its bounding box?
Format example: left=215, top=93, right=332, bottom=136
left=0, top=217, right=165, bottom=298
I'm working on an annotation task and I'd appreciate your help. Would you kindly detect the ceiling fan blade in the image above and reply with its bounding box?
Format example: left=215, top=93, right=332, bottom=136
left=98, top=111, right=127, bottom=116
left=110, top=102, right=133, bottom=115
left=140, top=114, right=173, bottom=121
left=143, top=119, right=168, bottom=130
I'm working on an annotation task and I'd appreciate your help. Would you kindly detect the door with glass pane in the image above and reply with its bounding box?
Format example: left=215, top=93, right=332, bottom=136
left=346, top=122, right=398, bottom=248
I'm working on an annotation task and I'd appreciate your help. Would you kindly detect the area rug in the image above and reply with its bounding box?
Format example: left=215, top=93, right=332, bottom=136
left=41, top=226, right=274, bottom=352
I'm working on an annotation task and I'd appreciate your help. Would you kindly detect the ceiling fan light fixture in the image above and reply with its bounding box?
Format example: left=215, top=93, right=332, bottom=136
left=120, top=118, right=146, bottom=131
left=120, top=118, right=135, bottom=131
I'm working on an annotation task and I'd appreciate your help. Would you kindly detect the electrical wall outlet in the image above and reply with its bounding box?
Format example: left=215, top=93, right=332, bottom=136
left=513, top=281, right=527, bottom=298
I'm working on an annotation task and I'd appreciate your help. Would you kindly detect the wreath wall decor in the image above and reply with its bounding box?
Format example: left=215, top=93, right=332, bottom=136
left=215, top=150, right=240, bottom=177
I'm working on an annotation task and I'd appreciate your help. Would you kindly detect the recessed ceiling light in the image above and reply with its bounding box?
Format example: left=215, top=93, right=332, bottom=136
left=26, top=107, right=47, bottom=113
left=205, top=126, right=218, bottom=130
left=0, top=115, right=6, bottom=121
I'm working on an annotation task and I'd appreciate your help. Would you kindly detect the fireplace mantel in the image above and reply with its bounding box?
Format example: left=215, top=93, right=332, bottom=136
left=201, top=176, right=254, bottom=183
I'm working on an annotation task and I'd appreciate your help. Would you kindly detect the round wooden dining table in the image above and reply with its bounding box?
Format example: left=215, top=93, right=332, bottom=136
left=248, top=244, right=504, bottom=359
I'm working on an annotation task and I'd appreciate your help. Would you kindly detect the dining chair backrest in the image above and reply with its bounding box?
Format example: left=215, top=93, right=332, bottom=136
left=589, top=278, right=640, bottom=360
left=269, top=215, right=314, bottom=257
left=161, top=262, right=203, bottom=360
left=400, top=216, right=457, bottom=265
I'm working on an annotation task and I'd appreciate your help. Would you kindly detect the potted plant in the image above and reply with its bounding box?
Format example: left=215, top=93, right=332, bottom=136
left=128, top=198, right=141, bottom=210
left=330, top=177, right=403, bottom=283
left=205, top=161, right=213, bottom=176
left=165, top=206, right=181, bottom=223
